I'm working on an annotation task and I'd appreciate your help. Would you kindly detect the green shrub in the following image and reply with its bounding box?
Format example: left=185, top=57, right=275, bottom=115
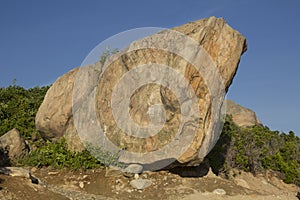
left=99, top=47, right=119, bottom=65
left=0, top=85, right=49, bottom=139
left=23, top=138, right=127, bottom=170
left=207, top=115, right=300, bottom=186
left=23, top=138, right=101, bottom=170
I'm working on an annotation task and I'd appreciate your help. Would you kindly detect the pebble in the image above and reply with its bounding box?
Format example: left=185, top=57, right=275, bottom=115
left=142, top=174, right=148, bottom=179
left=134, top=174, right=139, bottom=179
left=130, top=179, right=152, bottom=190
left=79, top=182, right=84, bottom=189
left=82, top=175, right=88, bottom=179
left=212, top=188, right=226, bottom=195
left=48, top=171, right=59, bottom=175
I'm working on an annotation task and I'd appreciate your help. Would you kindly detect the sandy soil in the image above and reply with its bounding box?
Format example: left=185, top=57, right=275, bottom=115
left=0, top=167, right=299, bottom=200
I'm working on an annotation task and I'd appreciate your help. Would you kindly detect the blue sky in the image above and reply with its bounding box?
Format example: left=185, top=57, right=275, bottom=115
left=0, top=0, right=299, bottom=135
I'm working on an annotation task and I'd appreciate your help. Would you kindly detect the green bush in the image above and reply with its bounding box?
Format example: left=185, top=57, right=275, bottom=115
left=207, top=115, right=300, bottom=186
left=23, top=138, right=101, bottom=170
left=23, top=138, right=127, bottom=170
left=99, top=47, right=119, bottom=65
left=0, top=85, right=49, bottom=139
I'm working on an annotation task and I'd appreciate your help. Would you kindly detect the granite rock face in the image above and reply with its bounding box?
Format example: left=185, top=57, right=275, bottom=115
left=0, top=129, right=29, bottom=165
left=226, top=100, right=261, bottom=127
left=35, top=17, right=247, bottom=167
left=35, top=68, right=78, bottom=140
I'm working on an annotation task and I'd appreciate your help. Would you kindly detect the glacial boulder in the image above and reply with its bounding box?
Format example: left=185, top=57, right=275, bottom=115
left=36, top=16, right=247, bottom=168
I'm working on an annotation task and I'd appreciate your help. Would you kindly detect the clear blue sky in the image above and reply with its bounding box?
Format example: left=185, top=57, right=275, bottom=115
left=0, top=0, right=299, bottom=135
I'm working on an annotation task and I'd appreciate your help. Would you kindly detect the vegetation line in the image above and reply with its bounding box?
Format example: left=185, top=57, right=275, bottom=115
left=0, top=84, right=299, bottom=186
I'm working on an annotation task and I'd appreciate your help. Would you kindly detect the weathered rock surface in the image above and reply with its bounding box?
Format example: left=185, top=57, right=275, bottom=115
left=35, top=68, right=78, bottom=140
left=35, top=16, right=247, bottom=167
left=35, top=68, right=85, bottom=151
left=124, top=164, right=143, bottom=174
left=0, top=167, right=30, bottom=178
left=130, top=178, right=152, bottom=190
left=226, top=100, right=261, bottom=127
left=0, top=128, right=29, bottom=165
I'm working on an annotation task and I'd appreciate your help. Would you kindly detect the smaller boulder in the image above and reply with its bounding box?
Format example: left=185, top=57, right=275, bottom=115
left=124, top=164, right=143, bottom=174
left=226, top=100, right=262, bottom=127
left=123, top=164, right=143, bottom=178
left=0, top=128, right=29, bottom=165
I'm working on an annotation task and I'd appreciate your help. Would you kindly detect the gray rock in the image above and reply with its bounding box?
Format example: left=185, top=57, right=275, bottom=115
left=0, top=128, right=29, bottom=165
left=124, top=164, right=143, bottom=174
left=130, top=178, right=152, bottom=190
left=226, top=100, right=262, bottom=127
left=212, top=188, right=226, bottom=195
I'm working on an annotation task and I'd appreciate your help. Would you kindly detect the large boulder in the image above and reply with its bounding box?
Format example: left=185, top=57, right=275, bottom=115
left=226, top=100, right=262, bottom=127
left=0, top=128, right=29, bottom=166
left=35, top=68, right=78, bottom=139
left=36, top=16, right=247, bottom=168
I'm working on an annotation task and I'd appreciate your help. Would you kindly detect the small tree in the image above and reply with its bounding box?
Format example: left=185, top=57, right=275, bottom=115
left=99, top=46, right=119, bottom=65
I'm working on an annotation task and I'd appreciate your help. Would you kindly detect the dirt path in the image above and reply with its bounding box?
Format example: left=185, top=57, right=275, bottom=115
left=183, top=193, right=298, bottom=200
left=0, top=167, right=299, bottom=200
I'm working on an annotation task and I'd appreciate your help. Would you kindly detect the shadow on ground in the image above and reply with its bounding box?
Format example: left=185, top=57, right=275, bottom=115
left=167, top=128, right=232, bottom=178
left=168, top=160, right=210, bottom=177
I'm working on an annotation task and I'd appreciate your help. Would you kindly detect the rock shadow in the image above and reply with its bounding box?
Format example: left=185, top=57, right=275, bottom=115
left=0, top=147, right=10, bottom=167
left=167, top=128, right=232, bottom=178
left=168, top=160, right=210, bottom=178
left=0, top=177, right=3, bottom=190
left=205, top=129, right=233, bottom=176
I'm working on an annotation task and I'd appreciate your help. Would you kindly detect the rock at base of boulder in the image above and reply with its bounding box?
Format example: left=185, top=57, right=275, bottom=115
left=130, top=178, right=152, bottom=190
left=124, top=164, right=143, bottom=174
